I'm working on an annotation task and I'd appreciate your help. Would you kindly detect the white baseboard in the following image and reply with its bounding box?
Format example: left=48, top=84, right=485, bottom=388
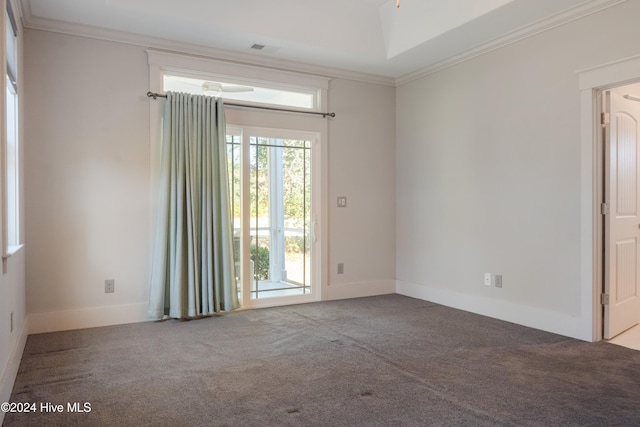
left=0, top=319, right=28, bottom=426
left=25, top=285, right=395, bottom=334
left=396, top=280, right=590, bottom=341
left=28, top=302, right=150, bottom=335
left=326, top=279, right=396, bottom=301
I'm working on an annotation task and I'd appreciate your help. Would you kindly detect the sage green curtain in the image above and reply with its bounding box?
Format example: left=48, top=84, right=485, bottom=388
left=149, top=92, right=239, bottom=319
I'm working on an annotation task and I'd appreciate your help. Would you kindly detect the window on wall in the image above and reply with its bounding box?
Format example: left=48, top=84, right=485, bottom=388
left=6, top=77, right=18, bottom=247
left=5, top=0, right=20, bottom=251
left=163, top=73, right=319, bottom=111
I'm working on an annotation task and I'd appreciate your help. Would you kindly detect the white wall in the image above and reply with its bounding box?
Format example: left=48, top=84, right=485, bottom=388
left=23, top=30, right=397, bottom=332
left=327, top=78, right=396, bottom=299
left=24, top=30, right=151, bottom=332
left=0, top=0, right=27, bottom=419
left=396, top=0, right=640, bottom=340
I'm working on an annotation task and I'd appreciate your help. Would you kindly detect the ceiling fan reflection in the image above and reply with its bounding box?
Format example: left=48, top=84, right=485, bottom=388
left=202, top=82, right=254, bottom=96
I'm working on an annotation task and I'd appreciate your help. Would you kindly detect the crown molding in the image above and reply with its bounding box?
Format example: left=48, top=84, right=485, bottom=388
left=395, top=0, right=630, bottom=86
left=18, top=0, right=395, bottom=87
left=19, top=0, right=628, bottom=88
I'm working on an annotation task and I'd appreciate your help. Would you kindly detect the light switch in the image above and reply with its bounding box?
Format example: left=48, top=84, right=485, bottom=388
left=337, top=197, right=347, bottom=207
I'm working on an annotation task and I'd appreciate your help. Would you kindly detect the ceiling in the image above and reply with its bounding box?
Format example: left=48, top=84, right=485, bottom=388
left=19, top=0, right=623, bottom=81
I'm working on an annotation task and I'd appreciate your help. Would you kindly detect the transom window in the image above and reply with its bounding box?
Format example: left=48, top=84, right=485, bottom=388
left=163, top=73, right=319, bottom=111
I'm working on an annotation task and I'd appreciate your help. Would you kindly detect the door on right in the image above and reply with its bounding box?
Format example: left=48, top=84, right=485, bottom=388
left=604, top=89, right=640, bottom=339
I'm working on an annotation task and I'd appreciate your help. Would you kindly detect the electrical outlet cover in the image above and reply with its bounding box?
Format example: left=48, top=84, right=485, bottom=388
left=484, top=273, right=492, bottom=287
left=495, top=275, right=503, bottom=288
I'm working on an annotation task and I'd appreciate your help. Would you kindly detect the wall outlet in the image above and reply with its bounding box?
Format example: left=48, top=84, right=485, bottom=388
left=484, top=273, right=492, bottom=287
left=495, top=275, right=503, bottom=288
left=105, top=279, right=115, bottom=293
left=337, top=197, right=347, bottom=208
left=337, top=263, right=344, bottom=274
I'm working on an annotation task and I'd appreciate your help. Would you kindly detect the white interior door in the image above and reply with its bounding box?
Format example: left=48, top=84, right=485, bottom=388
left=604, top=90, right=640, bottom=339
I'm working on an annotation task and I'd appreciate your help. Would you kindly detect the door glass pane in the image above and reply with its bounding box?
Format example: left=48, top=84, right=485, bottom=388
left=226, top=132, right=242, bottom=301
left=282, top=139, right=311, bottom=289
left=250, top=137, right=272, bottom=298
left=248, top=136, right=312, bottom=299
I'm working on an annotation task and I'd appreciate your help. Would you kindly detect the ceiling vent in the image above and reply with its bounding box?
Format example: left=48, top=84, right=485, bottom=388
left=250, top=44, right=265, bottom=50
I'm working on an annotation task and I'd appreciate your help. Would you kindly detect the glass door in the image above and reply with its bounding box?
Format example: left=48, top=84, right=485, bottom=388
left=227, top=126, right=318, bottom=308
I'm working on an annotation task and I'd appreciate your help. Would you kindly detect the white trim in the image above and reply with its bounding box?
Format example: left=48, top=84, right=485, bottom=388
left=396, top=0, right=629, bottom=86
left=326, top=280, right=396, bottom=301
left=578, top=53, right=640, bottom=90
left=20, top=0, right=625, bottom=87
left=396, top=280, right=590, bottom=341
left=0, top=317, right=27, bottom=426
left=2, top=243, right=22, bottom=259
left=1, top=1, right=9, bottom=270
left=149, top=50, right=330, bottom=92
left=240, top=293, right=320, bottom=311
left=27, top=303, right=150, bottom=334
left=577, top=54, right=640, bottom=343
left=2, top=244, right=23, bottom=274
left=580, top=88, right=601, bottom=343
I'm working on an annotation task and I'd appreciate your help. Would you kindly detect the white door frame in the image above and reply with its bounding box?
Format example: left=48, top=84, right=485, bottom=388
left=231, top=124, right=323, bottom=310
left=579, top=53, right=640, bottom=342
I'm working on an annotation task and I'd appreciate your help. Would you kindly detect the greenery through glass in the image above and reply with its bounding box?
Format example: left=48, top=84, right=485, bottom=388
left=227, top=133, right=311, bottom=299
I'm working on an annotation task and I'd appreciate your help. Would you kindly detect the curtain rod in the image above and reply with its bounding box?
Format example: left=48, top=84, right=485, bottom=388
left=146, top=92, right=335, bottom=118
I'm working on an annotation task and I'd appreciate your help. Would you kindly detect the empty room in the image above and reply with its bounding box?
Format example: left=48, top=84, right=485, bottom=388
left=2, top=0, right=640, bottom=425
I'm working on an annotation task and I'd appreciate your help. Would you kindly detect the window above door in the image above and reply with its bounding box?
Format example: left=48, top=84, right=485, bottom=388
left=163, top=74, right=318, bottom=111
left=148, top=50, right=329, bottom=114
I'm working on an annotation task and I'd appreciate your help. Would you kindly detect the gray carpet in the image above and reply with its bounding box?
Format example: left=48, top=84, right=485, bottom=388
left=3, top=294, right=640, bottom=426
